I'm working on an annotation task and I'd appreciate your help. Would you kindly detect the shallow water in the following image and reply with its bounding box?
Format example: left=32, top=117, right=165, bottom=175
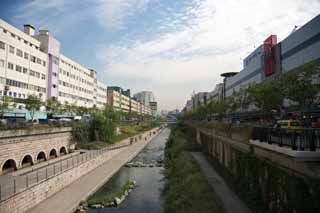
left=88, top=128, right=170, bottom=213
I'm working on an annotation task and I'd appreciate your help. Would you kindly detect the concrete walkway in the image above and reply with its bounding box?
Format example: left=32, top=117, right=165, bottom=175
left=191, top=152, right=251, bottom=213
left=27, top=130, right=163, bottom=213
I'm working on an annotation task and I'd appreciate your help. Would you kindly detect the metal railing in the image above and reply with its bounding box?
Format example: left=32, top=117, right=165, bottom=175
left=0, top=130, right=155, bottom=202
left=251, top=127, right=320, bottom=151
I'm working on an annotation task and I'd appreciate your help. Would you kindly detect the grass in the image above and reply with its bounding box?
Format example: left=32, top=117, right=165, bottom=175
left=163, top=125, right=225, bottom=213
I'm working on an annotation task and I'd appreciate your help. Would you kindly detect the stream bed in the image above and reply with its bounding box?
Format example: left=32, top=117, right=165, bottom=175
left=87, top=128, right=170, bottom=213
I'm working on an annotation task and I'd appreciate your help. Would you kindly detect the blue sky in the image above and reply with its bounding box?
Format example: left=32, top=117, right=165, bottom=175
left=1, top=0, right=320, bottom=111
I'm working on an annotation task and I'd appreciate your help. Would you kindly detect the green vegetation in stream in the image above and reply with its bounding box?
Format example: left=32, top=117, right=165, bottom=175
left=163, top=124, right=225, bottom=213
left=83, top=180, right=136, bottom=207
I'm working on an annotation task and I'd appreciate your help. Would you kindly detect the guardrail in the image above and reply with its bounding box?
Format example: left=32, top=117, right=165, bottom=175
left=251, top=127, right=320, bottom=151
left=0, top=129, right=159, bottom=202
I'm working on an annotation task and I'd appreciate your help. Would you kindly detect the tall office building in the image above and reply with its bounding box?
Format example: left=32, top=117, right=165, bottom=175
left=133, top=91, right=155, bottom=107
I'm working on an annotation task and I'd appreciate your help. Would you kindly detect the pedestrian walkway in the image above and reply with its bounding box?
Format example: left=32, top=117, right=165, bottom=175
left=191, top=152, right=251, bottom=213
left=27, top=130, right=163, bottom=213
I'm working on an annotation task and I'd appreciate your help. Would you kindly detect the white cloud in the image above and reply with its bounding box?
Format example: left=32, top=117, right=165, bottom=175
left=97, top=0, right=320, bottom=110
left=95, top=0, right=152, bottom=30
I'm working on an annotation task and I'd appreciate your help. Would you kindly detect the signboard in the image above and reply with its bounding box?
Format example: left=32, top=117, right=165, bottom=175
left=263, top=35, right=277, bottom=77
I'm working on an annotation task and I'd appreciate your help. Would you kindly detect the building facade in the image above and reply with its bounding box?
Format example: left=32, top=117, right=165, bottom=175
left=0, top=19, right=108, bottom=108
left=0, top=21, right=48, bottom=102
left=225, top=14, right=320, bottom=97
left=133, top=91, right=155, bottom=107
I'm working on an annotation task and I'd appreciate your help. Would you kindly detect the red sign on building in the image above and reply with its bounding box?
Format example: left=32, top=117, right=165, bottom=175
left=263, top=35, right=277, bottom=77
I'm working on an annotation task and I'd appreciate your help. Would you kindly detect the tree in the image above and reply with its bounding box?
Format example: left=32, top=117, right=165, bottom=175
left=25, top=95, right=42, bottom=121
left=280, top=61, right=320, bottom=109
left=0, top=96, right=11, bottom=118
left=247, top=81, right=284, bottom=113
left=46, top=98, right=61, bottom=115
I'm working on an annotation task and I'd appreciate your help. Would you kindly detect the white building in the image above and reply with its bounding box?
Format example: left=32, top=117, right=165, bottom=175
left=0, top=19, right=108, bottom=108
left=0, top=21, right=48, bottom=102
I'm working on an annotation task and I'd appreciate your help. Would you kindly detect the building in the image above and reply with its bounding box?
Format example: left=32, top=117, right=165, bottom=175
left=208, top=83, right=224, bottom=102
left=192, top=92, right=208, bottom=110
left=225, top=14, right=320, bottom=97
left=107, top=86, right=131, bottom=112
left=0, top=21, right=48, bottom=102
left=185, top=99, right=193, bottom=112
left=133, top=91, right=155, bottom=107
left=95, top=80, right=107, bottom=108
left=0, top=19, right=108, bottom=108
left=149, top=101, right=157, bottom=116
left=130, top=98, right=140, bottom=114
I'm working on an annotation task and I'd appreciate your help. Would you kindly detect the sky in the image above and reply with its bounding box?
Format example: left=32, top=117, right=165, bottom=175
left=0, top=0, right=320, bottom=111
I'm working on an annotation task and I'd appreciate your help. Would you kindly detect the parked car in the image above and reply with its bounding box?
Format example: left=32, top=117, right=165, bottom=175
left=274, top=120, right=302, bottom=129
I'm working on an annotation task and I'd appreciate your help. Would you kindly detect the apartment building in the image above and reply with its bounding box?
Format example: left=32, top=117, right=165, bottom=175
left=0, top=19, right=160, bottom=113
left=96, top=80, right=107, bottom=108
left=58, top=55, right=95, bottom=107
left=0, top=20, right=48, bottom=102
left=0, top=19, right=108, bottom=108
left=107, top=86, right=130, bottom=112
left=130, top=98, right=139, bottom=114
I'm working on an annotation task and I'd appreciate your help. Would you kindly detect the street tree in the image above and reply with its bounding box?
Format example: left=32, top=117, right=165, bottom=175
left=25, top=95, right=42, bottom=121
left=280, top=61, right=320, bottom=109
left=247, top=81, right=284, bottom=113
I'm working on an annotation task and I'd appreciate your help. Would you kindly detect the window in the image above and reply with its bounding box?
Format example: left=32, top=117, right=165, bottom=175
left=42, top=61, right=46, bottom=67
left=24, top=40, right=28, bottom=45
left=8, top=62, right=14, bottom=70
left=29, top=70, right=35, bottom=76
left=41, top=74, right=46, bottom=80
left=24, top=52, right=29, bottom=60
left=23, top=67, right=28, bottom=74
left=36, top=58, right=41, bottom=64
left=9, top=46, right=14, bottom=54
left=53, top=84, right=57, bottom=88
left=10, top=33, right=15, bottom=38
left=0, top=41, right=5, bottom=50
left=3, top=29, right=7, bottom=33
left=36, top=72, right=40, bottom=78
left=16, top=49, right=23, bottom=57
left=15, top=65, right=22, bottom=72
left=31, top=55, right=36, bottom=63
left=0, top=59, right=4, bottom=67
left=53, top=72, right=57, bottom=77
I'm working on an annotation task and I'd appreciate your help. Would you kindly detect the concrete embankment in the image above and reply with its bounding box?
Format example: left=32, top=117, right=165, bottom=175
left=0, top=127, right=162, bottom=213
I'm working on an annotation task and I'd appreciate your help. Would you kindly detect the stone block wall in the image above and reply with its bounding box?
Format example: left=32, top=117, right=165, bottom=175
left=0, top=127, right=74, bottom=173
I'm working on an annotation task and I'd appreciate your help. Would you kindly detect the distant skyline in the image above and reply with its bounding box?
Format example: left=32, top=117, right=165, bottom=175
left=1, top=0, right=319, bottom=111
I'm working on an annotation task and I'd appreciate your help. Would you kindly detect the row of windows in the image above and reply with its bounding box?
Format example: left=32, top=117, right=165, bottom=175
left=98, top=86, right=107, bottom=92
left=59, top=91, right=93, bottom=103
left=59, top=68, right=94, bottom=86
left=0, top=77, right=46, bottom=93
left=60, top=59, right=94, bottom=79
left=58, top=80, right=93, bottom=95
left=0, top=90, right=29, bottom=99
left=6, top=61, right=46, bottom=80
left=0, top=40, right=46, bottom=67
left=1, top=27, right=40, bottom=50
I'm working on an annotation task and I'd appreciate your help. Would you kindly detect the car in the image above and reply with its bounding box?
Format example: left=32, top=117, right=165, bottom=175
left=275, top=120, right=302, bottom=129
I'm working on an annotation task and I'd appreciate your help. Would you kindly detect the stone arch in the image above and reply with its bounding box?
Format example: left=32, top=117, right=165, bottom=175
left=49, top=149, right=57, bottom=159
left=36, top=151, right=47, bottom=163
left=59, top=147, right=67, bottom=156
left=2, top=159, right=17, bottom=174
left=21, top=155, right=33, bottom=168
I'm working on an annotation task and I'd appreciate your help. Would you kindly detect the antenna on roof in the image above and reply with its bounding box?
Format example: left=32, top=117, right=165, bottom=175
left=291, top=25, right=299, bottom=34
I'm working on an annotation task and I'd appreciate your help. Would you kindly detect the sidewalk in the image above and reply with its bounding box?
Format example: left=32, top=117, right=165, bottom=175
left=191, top=152, right=251, bottom=213
left=27, top=131, right=162, bottom=213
